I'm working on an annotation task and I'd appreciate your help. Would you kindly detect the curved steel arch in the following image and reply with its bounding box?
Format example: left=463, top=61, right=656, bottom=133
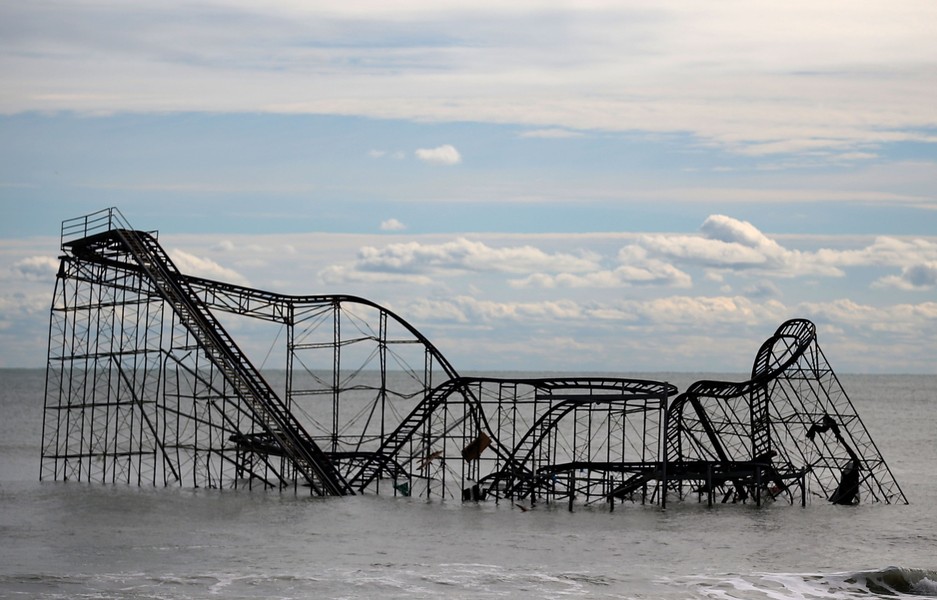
left=663, top=318, right=906, bottom=505
left=664, top=319, right=817, bottom=466
left=182, top=275, right=462, bottom=381
left=752, top=318, right=816, bottom=380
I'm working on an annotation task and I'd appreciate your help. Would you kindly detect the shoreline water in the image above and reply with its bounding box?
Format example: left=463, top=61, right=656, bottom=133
left=2, top=369, right=935, bottom=599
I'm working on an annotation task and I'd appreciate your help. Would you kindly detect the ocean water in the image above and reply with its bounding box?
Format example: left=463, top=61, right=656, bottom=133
left=1, top=369, right=935, bottom=599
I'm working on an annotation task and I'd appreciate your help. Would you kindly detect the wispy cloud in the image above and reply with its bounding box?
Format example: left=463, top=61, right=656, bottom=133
left=404, top=294, right=789, bottom=333
left=2, top=222, right=936, bottom=370
left=510, top=246, right=692, bottom=289
left=321, top=237, right=599, bottom=283
left=519, top=129, right=584, bottom=139
left=168, top=249, right=249, bottom=286
left=369, top=149, right=406, bottom=160
left=10, top=256, right=59, bottom=282
left=2, top=0, right=936, bottom=373
left=4, top=2, right=935, bottom=157
left=312, top=215, right=937, bottom=296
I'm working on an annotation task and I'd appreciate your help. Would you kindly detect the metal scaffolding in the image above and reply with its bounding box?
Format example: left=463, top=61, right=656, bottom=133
left=41, top=208, right=907, bottom=507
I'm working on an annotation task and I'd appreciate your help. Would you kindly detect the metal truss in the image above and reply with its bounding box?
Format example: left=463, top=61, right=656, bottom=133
left=41, top=208, right=907, bottom=507
left=663, top=319, right=907, bottom=506
left=347, top=376, right=676, bottom=506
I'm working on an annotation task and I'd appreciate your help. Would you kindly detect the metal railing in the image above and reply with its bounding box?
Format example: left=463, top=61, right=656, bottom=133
left=60, top=207, right=156, bottom=249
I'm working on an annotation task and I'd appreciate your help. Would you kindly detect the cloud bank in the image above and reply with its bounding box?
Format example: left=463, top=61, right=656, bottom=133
left=2, top=2, right=935, bottom=158
left=319, top=215, right=937, bottom=293
left=1, top=215, right=935, bottom=371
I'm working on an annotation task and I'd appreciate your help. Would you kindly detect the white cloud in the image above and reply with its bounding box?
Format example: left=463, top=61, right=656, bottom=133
left=380, top=218, right=407, bottom=231
left=817, top=237, right=937, bottom=269
left=168, top=249, right=249, bottom=285
left=311, top=217, right=937, bottom=297
left=403, top=291, right=937, bottom=371
left=320, top=264, right=433, bottom=286
left=0, top=289, right=52, bottom=316
left=404, top=298, right=470, bottom=323
left=798, top=299, right=937, bottom=335
left=331, top=238, right=600, bottom=281
left=511, top=246, right=692, bottom=289
left=10, top=256, right=59, bottom=281
left=623, top=295, right=787, bottom=327
left=415, top=294, right=777, bottom=346
left=2, top=2, right=936, bottom=156
left=415, top=144, right=462, bottom=166
left=627, top=215, right=937, bottom=290
left=638, top=215, right=843, bottom=277
left=874, top=263, right=937, bottom=291
left=1, top=229, right=936, bottom=371
left=409, top=295, right=585, bottom=323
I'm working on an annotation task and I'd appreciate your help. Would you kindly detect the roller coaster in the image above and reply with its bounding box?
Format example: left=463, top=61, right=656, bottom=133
left=40, top=208, right=907, bottom=507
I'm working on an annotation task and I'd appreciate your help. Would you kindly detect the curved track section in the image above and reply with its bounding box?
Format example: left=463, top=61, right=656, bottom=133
left=353, top=376, right=677, bottom=504
left=476, top=378, right=676, bottom=503
left=663, top=319, right=907, bottom=505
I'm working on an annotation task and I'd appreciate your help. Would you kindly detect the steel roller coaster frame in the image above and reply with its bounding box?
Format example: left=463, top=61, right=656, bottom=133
left=40, top=208, right=907, bottom=507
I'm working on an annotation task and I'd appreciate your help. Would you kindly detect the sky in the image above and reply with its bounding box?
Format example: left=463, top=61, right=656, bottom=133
left=1, top=1, right=936, bottom=373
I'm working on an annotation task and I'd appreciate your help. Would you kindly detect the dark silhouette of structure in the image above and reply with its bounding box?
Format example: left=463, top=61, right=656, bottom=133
left=41, top=208, right=907, bottom=507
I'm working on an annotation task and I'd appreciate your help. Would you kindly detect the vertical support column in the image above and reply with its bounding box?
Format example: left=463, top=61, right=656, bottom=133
left=285, top=301, right=294, bottom=412
left=707, top=463, right=714, bottom=508
left=378, top=310, right=388, bottom=496
left=283, top=301, right=296, bottom=487
left=568, top=470, right=575, bottom=512
left=74, top=263, right=93, bottom=483
left=41, top=261, right=70, bottom=482
left=331, top=301, right=340, bottom=454
left=660, top=387, right=671, bottom=509
left=755, top=468, right=762, bottom=507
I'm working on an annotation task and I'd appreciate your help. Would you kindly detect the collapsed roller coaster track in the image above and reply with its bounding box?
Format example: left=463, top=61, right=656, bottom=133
left=40, top=208, right=907, bottom=507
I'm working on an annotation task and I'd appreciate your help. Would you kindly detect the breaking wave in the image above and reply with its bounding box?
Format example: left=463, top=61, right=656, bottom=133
left=854, top=567, right=937, bottom=597
left=679, top=566, right=937, bottom=599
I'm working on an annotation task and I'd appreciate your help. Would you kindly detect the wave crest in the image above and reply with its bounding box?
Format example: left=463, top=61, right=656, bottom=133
left=677, top=566, right=937, bottom=599
left=852, top=566, right=937, bottom=597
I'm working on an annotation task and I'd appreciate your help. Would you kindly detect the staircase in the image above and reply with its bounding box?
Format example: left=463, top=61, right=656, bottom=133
left=483, top=399, right=581, bottom=499
left=608, top=472, right=654, bottom=500
left=348, top=378, right=466, bottom=491
left=111, top=228, right=352, bottom=496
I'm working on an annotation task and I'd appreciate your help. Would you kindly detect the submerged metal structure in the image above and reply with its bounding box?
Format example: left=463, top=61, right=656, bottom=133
left=41, top=208, right=907, bottom=507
